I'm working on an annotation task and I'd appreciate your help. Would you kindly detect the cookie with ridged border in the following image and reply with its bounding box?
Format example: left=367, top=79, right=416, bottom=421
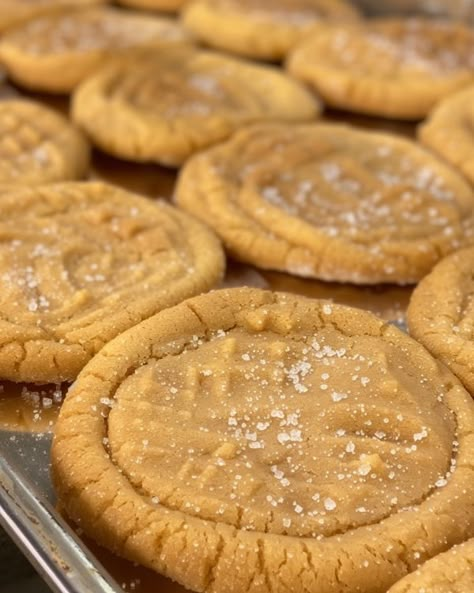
left=0, top=7, right=192, bottom=94
left=0, top=181, right=224, bottom=383
left=175, top=123, right=474, bottom=284
left=182, top=0, right=360, bottom=61
left=117, top=0, right=185, bottom=12
left=0, top=0, right=106, bottom=32
left=388, top=538, right=474, bottom=593
left=52, top=287, right=474, bottom=593
left=287, top=18, right=474, bottom=120
left=0, top=99, right=89, bottom=189
left=72, top=48, right=319, bottom=167
left=407, top=247, right=474, bottom=396
left=419, top=85, right=474, bottom=185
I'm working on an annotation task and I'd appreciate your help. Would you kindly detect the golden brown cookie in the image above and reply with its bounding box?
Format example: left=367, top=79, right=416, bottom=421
left=0, top=181, right=224, bottom=383
left=287, top=18, right=474, bottom=120
left=0, top=0, right=106, bottom=32
left=117, top=0, right=186, bottom=12
left=419, top=85, right=474, bottom=185
left=0, top=7, right=192, bottom=94
left=182, top=0, right=360, bottom=61
left=72, top=48, right=319, bottom=167
left=407, top=247, right=474, bottom=396
left=0, top=99, right=90, bottom=189
left=388, top=538, right=474, bottom=593
left=175, top=123, right=474, bottom=284
left=52, top=287, right=474, bottom=593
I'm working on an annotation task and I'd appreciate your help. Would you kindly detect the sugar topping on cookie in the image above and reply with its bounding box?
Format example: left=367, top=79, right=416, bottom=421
left=287, top=18, right=474, bottom=119
left=0, top=182, right=224, bottom=383
left=0, top=99, right=89, bottom=187
left=175, top=123, right=474, bottom=284
left=52, top=288, right=474, bottom=593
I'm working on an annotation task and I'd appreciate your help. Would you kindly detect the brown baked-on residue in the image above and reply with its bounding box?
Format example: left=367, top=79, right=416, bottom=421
left=53, top=288, right=474, bottom=593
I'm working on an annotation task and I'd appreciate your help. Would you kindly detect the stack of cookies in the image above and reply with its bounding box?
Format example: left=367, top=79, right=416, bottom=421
left=0, top=0, right=473, bottom=592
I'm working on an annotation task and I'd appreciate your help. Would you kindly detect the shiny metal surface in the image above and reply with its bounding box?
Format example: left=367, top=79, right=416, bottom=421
left=0, top=431, right=122, bottom=593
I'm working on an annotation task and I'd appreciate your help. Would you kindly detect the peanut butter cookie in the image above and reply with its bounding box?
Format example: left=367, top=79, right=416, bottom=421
left=0, top=0, right=106, bottom=32
left=0, top=181, right=224, bottom=383
left=117, top=0, right=186, bottom=12
left=287, top=19, right=474, bottom=120
left=419, top=85, right=474, bottom=185
left=388, top=538, right=474, bottom=593
left=182, top=0, right=360, bottom=61
left=407, top=247, right=474, bottom=396
left=72, top=49, right=319, bottom=167
left=0, top=99, right=89, bottom=189
left=0, top=7, right=192, bottom=94
left=175, top=123, right=474, bottom=284
left=52, top=287, right=474, bottom=593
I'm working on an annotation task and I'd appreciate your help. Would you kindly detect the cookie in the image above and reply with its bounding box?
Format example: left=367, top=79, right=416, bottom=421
left=407, top=247, right=474, bottom=396
left=388, top=538, right=474, bottom=593
left=287, top=18, right=474, bottom=120
left=71, top=48, right=320, bottom=167
left=0, top=99, right=90, bottom=189
left=182, top=0, right=360, bottom=61
left=116, top=0, right=188, bottom=13
left=52, top=287, right=474, bottom=593
left=0, top=181, right=224, bottom=383
left=0, top=0, right=106, bottom=32
left=419, top=85, right=474, bottom=185
left=0, top=7, right=192, bottom=94
left=175, top=123, right=474, bottom=284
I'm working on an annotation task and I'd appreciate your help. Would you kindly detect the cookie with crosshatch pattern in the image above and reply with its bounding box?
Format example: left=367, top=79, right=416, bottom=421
left=419, top=85, right=474, bottom=185
left=52, top=287, right=474, bottom=593
left=0, top=7, right=192, bottom=94
left=388, top=538, right=474, bottom=593
left=0, top=99, right=89, bottom=189
left=182, top=0, right=360, bottom=61
left=407, top=246, right=474, bottom=396
left=287, top=18, right=474, bottom=120
left=0, top=181, right=224, bottom=383
left=0, top=0, right=106, bottom=32
left=72, top=48, right=319, bottom=167
left=175, top=122, right=474, bottom=284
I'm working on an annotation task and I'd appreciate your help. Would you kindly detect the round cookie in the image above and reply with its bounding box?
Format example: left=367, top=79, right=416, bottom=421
left=419, top=85, right=474, bottom=185
left=388, top=538, right=474, bottom=593
left=0, top=99, right=90, bottom=189
left=407, top=247, right=474, bottom=396
left=71, top=48, right=320, bottom=167
left=117, top=0, right=186, bottom=12
left=0, top=7, right=192, bottom=94
left=0, top=0, right=106, bottom=33
left=0, top=181, right=224, bottom=383
left=175, top=123, right=474, bottom=284
left=287, top=18, right=474, bottom=120
left=182, top=0, right=360, bottom=61
left=52, top=287, right=474, bottom=593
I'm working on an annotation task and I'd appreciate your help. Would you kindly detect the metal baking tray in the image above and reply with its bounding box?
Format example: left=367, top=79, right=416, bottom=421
left=0, top=1, right=472, bottom=591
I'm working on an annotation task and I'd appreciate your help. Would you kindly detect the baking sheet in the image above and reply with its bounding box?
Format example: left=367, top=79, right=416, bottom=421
left=0, top=0, right=470, bottom=588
